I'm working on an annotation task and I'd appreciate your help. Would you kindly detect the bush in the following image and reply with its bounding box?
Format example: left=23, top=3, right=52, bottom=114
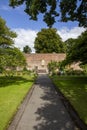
left=0, top=67, right=4, bottom=74
left=65, top=69, right=85, bottom=75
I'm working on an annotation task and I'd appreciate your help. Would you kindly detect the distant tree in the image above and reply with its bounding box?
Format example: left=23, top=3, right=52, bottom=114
left=23, top=45, right=32, bottom=53
left=34, top=28, right=65, bottom=53
left=9, top=0, right=87, bottom=27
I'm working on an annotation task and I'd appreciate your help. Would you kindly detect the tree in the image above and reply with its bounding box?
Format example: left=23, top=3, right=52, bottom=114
left=0, top=17, right=26, bottom=73
left=34, top=28, right=65, bottom=53
left=23, top=45, right=32, bottom=53
left=6, top=47, right=26, bottom=68
left=0, top=46, right=26, bottom=73
left=63, top=30, right=87, bottom=66
left=9, top=0, right=87, bottom=27
left=0, top=47, right=26, bottom=75
left=0, top=17, right=17, bottom=71
left=47, top=61, right=58, bottom=75
left=0, top=17, right=17, bottom=47
left=65, top=38, right=77, bottom=53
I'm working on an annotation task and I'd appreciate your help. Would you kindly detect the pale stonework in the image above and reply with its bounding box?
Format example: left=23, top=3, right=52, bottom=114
left=24, top=53, right=82, bottom=74
left=24, top=53, right=66, bottom=73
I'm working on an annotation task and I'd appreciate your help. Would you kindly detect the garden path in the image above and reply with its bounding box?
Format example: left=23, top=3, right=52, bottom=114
left=8, top=75, right=79, bottom=130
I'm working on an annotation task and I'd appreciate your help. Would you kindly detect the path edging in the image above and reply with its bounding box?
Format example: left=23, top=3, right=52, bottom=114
left=7, top=84, right=35, bottom=130
left=51, top=79, right=87, bottom=130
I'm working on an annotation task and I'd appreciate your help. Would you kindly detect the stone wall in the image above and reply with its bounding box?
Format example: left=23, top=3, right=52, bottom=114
left=24, top=53, right=66, bottom=73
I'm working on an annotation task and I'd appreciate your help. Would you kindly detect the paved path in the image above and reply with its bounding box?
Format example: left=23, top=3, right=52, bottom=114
left=8, top=75, right=78, bottom=130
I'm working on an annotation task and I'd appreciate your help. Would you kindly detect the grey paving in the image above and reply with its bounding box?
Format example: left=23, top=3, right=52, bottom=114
left=8, top=75, right=79, bottom=130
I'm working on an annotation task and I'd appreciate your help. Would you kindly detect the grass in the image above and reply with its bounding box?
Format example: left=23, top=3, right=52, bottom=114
left=0, top=74, right=35, bottom=130
left=51, top=75, right=87, bottom=125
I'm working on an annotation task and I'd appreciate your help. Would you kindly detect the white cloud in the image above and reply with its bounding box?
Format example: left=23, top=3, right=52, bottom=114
left=13, top=28, right=38, bottom=53
left=13, top=27, right=85, bottom=53
left=58, top=27, right=86, bottom=41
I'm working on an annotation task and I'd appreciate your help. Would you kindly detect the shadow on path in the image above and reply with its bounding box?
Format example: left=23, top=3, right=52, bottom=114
left=8, top=75, right=79, bottom=130
left=33, top=75, right=77, bottom=130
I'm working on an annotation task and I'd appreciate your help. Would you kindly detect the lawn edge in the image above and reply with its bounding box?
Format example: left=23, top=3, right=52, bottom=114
left=7, top=84, right=35, bottom=130
left=51, top=78, right=87, bottom=130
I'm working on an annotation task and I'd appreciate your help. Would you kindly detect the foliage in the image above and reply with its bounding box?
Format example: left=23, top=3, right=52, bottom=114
left=9, top=0, right=87, bottom=27
left=0, top=17, right=17, bottom=47
left=22, top=67, right=34, bottom=76
left=34, top=28, right=65, bottom=53
left=0, top=74, right=35, bottom=130
left=64, top=38, right=77, bottom=53
left=70, top=31, right=87, bottom=64
left=80, top=64, right=87, bottom=74
left=0, top=47, right=26, bottom=74
left=65, top=68, right=85, bottom=75
left=48, top=61, right=58, bottom=75
left=23, top=45, right=32, bottom=53
left=48, top=60, right=85, bottom=76
left=0, top=17, right=26, bottom=75
left=51, top=75, right=87, bottom=125
left=48, top=61, right=64, bottom=75
left=61, top=30, right=87, bottom=67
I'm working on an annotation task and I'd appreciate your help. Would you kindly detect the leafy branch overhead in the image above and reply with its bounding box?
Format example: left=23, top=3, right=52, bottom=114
left=9, top=0, right=87, bottom=27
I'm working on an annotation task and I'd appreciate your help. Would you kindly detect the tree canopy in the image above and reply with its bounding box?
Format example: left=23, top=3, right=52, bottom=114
left=34, top=28, right=65, bottom=53
left=0, top=47, right=26, bottom=69
left=62, top=30, right=87, bottom=66
left=0, top=17, right=26, bottom=72
left=9, top=0, right=87, bottom=27
left=0, top=17, right=17, bottom=47
left=23, top=45, right=32, bottom=53
left=65, top=38, right=77, bottom=53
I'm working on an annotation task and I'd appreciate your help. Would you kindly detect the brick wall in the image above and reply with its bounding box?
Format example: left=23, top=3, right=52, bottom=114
left=24, top=53, right=66, bottom=73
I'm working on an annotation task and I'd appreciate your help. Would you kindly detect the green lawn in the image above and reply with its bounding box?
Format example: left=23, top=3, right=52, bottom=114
left=0, top=74, right=35, bottom=130
left=51, top=75, right=87, bottom=125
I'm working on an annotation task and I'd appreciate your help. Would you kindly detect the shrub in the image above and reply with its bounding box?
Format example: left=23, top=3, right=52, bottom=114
left=65, top=69, right=85, bottom=75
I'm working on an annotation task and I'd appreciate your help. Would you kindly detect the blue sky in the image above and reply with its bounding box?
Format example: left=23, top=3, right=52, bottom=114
left=0, top=0, right=79, bottom=30
left=0, top=0, right=85, bottom=52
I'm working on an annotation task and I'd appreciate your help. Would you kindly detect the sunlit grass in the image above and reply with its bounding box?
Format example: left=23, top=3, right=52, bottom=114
left=51, top=75, right=87, bottom=125
left=0, top=74, right=35, bottom=130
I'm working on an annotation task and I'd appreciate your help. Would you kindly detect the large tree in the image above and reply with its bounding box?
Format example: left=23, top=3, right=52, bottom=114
left=62, top=30, right=87, bottom=65
left=9, top=0, right=87, bottom=27
left=65, top=38, right=77, bottom=53
left=0, top=17, right=17, bottom=47
left=0, top=17, right=26, bottom=72
left=34, top=28, right=65, bottom=53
